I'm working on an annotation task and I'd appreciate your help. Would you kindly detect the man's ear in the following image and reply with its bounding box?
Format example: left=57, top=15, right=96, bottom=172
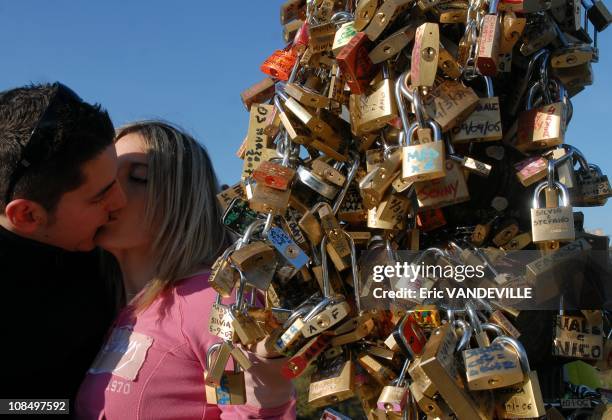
left=4, top=199, right=48, bottom=233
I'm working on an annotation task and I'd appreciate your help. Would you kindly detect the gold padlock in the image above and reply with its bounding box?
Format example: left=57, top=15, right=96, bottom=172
left=205, top=343, right=247, bottom=405
left=493, top=336, right=546, bottom=418
left=308, top=354, right=355, bottom=407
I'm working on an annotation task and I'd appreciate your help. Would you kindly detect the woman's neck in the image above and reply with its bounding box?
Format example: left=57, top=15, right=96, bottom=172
left=110, top=247, right=157, bottom=300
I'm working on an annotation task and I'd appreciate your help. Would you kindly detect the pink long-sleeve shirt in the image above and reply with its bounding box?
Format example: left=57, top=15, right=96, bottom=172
left=75, top=272, right=296, bottom=420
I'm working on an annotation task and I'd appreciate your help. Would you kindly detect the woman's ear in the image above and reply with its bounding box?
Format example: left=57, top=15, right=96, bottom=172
left=4, top=199, right=48, bottom=233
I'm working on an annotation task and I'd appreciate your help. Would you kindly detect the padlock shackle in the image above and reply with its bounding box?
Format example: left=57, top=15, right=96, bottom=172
left=532, top=180, right=571, bottom=208
left=206, top=342, right=223, bottom=370
left=233, top=269, right=249, bottom=313
left=561, top=144, right=589, bottom=172
left=297, top=166, right=339, bottom=200
left=413, top=247, right=447, bottom=266
left=303, top=296, right=332, bottom=321
left=395, top=72, right=412, bottom=146
left=330, top=10, right=354, bottom=26
left=481, top=322, right=504, bottom=337
left=283, top=303, right=314, bottom=329
left=406, top=120, right=443, bottom=146
left=332, top=152, right=360, bottom=214
left=238, top=219, right=267, bottom=250
left=320, top=236, right=333, bottom=299
left=396, top=358, right=411, bottom=386
left=492, top=335, right=530, bottom=373
left=342, top=229, right=361, bottom=313
left=453, top=318, right=473, bottom=352
left=465, top=301, right=484, bottom=339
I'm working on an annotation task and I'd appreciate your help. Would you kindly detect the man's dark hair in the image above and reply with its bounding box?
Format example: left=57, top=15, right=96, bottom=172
left=0, top=83, right=115, bottom=213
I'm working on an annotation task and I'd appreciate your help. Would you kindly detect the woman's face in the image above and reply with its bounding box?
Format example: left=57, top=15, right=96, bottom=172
left=94, top=133, right=154, bottom=252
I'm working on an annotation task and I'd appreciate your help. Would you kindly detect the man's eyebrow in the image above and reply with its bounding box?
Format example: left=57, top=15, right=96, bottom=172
left=90, top=180, right=116, bottom=201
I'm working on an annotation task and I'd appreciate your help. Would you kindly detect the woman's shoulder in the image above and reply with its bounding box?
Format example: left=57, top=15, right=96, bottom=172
left=174, top=270, right=212, bottom=294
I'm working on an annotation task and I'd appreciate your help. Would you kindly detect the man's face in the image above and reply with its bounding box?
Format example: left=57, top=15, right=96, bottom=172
left=42, top=145, right=127, bottom=251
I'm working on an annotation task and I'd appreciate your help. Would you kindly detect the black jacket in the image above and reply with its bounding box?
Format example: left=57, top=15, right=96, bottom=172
left=0, top=226, right=118, bottom=410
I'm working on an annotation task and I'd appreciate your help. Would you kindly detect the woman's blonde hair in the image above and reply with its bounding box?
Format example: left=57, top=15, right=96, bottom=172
left=115, top=121, right=229, bottom=311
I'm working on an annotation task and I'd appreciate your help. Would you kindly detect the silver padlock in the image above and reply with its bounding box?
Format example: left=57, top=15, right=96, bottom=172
left=530, top=180, right=575, bottom=243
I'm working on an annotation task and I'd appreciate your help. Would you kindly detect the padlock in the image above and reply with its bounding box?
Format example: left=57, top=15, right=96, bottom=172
left=208, top=293, right=237, bottom=342
left=411, top=22, right=440, bottom=87
left=332, top=19, right=357, bottom=57
left=530, top=180, right=576, bottom=243
left=309, top=21, right=337, bottom=53
left=217, top=181, right=247, bottom=212
left=499, top=12, right=526, bottom=55
left=230, top=224, right=276, bottom=290
left=283, top=19, right=305, bottom=45
left=276, top=89, right=343, bottom=149
left=229, top=271, right=267, bottom=346
left=573, top=163, right=612, bottom=206
left=446, top=137, right=492, bottom=177
left=354, top=0, right=378, bottom=31
left=336, top=31, right=377, bottom=94
left=205, top=343, right=247, bottom=405
left=489, top=310, right=521, bottom=339
left=462, top=320, right=524, bottom=390
left=436, top=1, right=468, bottom=23
left=476, top=0, right=502, bottom=76
left=308, top=353, right=355, bottom=407
left=260, top=46, right=298, bottom=81
left=383, top=313, right=427, bottom=358
left=376, top=358, right=410, bottom=413
left=368, top=24, right=418, bottom=64
left=414, top=159, right=470, bottom=210
left=252, top=160, right=296, bottom=191
left=319, top=204, right=352, bottom=271
left=240, top=77, right=276, bottom=111
left=359, top=148, right=402, bottom=209
left=366, top=193, right=408, bottom=230
left=400, top=120, right=446, bottom=183
left=516, top=75, right=567, bottom=151
left=280, top=0, right=305, bottom=25
left=281, top=333, right=331, bottom=379
left=310, top=157, right=346, bottom=187
left=209, top=246, right=240, bottom=298
left=518, top=14, right=557, bottom=55
left=274, top=307, right=309, bottom=354
left=451, top=76, right=502, bottom=143
left=296, top=165, right=339, bottom=200
left=363, top=0, right=413, bottom=41
left=553, top=311, right=604, bottom=360
left=420, top=324, right=490, bottom=420
left=357, top=353, right=397, bottom=385
left=586, top=0, right=612, bottom=31
left=493, top=336, right=546, bottom=418
left=284, top=80, right=330, bottom=109
left=514, top=155, right=549, bottom=187
left=354, top=63, right=398, bottom=133
left=241, top=103, right=275, bottom=180
left=420, top=80, right=480, bottom=133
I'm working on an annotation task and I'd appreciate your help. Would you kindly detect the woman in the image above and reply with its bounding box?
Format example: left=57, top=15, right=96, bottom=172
left=76, top=121, right=296, bottom=419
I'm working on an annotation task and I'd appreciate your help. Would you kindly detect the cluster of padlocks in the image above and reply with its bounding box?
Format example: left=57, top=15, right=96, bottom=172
left=207, top=0, right=612, bottom=418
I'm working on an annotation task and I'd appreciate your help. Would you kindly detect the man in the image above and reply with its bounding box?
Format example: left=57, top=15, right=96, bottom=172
left=0, top=83, right=126, bottom=407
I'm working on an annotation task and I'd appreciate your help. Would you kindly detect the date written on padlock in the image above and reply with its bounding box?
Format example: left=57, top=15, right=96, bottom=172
left=208, top=303, right=236, bottom=341
left=267, top=226, right=309, bottom=269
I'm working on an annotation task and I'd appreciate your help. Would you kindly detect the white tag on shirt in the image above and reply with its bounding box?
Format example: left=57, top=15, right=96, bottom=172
left=88, top=326, right=153, bottom=381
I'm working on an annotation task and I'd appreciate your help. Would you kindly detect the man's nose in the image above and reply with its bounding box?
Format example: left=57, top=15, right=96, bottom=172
left=105, top=181, right=127, bottom=212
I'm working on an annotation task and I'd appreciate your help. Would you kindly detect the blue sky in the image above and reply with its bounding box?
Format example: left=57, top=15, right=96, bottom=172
left=1, top=0, right=610, bottom=233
